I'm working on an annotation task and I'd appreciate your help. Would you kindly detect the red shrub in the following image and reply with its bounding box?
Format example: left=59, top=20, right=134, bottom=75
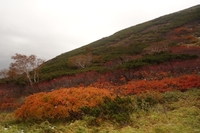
left=0, top=98, right=20, bottom=111
left=120, top=75, right=200, bottom=95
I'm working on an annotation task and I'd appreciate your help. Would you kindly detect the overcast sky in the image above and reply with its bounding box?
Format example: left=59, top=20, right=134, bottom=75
left=0, top=0, right=199, bottom=70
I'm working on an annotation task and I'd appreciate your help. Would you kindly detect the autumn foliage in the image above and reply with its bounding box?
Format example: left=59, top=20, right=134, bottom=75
left=15, top=87, right=114, bottom=120
left=0, top=98, right=20, bottom=111
left=88, top=75, right=200, bottom=96
left=0, top=87, right=22, bottom=112
left=14, top=73, right=200, bottom=121
left=118, top=75, right=200, bottom=95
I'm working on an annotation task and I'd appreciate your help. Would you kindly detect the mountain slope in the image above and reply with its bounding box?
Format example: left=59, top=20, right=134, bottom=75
left=39, top=5, right=200, bottom=81
left=0, top=5, right=200, bottom=118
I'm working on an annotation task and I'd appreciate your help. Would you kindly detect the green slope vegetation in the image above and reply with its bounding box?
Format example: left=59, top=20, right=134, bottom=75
left=39, top=5, right=200, bottom=81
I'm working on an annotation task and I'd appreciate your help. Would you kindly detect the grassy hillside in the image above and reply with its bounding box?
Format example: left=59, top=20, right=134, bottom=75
left=0, top=5, right=200, bottom=133
left=0, top=88, right=199, bottom=133
left=39, top=4, right=200, bottom=81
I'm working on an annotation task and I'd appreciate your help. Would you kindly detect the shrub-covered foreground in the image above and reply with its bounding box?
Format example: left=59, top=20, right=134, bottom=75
left=15, top=87, right=114, bottom=121
left=0, top=89, right=200, bottom=133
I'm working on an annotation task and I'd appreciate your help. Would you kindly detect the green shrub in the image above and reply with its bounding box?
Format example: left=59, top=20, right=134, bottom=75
left=135, top=91, right=164, bottom=111
left=162, top=91, right=179, bottom=103
left=124, top=52, right=198, bottom=69
left=81, top=96, right=134, bottom=125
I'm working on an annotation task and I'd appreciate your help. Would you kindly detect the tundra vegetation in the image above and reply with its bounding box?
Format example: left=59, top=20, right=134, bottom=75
left=0, top=89, right=200, bottom=133
left=0, top=4, right=200, bottom=133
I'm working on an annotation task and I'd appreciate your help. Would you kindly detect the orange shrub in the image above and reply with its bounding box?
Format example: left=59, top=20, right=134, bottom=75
left=15, top=87, right=114, bottom=121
